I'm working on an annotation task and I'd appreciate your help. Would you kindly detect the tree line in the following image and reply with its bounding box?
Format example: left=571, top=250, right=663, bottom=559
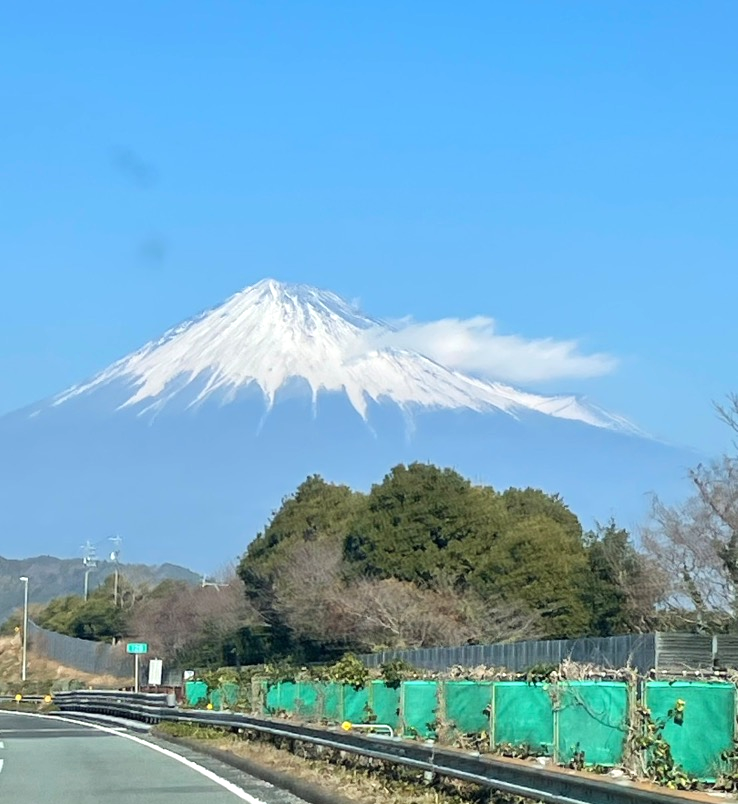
left=7, top=394, right=738, bottom=669
left=235, top=464, right=662, bottom=663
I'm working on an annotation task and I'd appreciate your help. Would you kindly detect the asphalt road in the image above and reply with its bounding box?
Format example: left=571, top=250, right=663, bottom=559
left=0, top=711, right=307, bottom=804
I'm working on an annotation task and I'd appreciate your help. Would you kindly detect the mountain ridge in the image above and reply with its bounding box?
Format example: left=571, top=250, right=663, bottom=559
left=0, top=555, right=200, bottom=624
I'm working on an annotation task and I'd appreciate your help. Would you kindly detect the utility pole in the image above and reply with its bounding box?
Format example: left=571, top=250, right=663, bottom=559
left=19, top=576, right=29, bottom=682
left=109, top=535, right=122, bottom=606
left=82, top=541, right=97, bottom=601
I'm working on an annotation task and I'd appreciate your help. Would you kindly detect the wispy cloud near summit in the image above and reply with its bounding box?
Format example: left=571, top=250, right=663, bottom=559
left=361, top=316, right=618, bottom=384
left=47, top=279, right=628, bottom=432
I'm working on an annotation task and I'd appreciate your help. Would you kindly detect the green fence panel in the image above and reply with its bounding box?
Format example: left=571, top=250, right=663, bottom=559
left=401, top=681, right=438, bottom=738
left=223, top=682, right=240, bottom=707
left=272, top=681, right=298, bottom=714
left=343, top=686, right=370, bottom=723
left=645, top=681, right=735, bottom=781
left=185, top=680, right=208, bottom=706
left=264, top=682, right=279, bottom=713
left=209, top=681, right=241, bottom=710
left=443, top=681, right=493, bottom=735
left=293, top=682, right=320, bottom=720
left=492, top=682, right=554, bottom=753
left=319, top=683, right=343, bottom=722
left=555, top=682, right=629, bottom=767
left=369, top=681, right=401, bottom=728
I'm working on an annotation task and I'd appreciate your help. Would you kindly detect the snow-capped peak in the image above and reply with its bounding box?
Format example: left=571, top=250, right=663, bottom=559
left=50, top=278, right=636, bottom=432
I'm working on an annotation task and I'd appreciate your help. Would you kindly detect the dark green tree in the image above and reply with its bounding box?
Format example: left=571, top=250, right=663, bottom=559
left=237, top=474, right=364, bottom=662
left=469, top=513, right=591, bottom=638
left=240, top=474, right=362, bottom=577
left=583, top=519, right=664, bottom=635
left=500, top=487, right=584, bottom=544
left=232, top=463, right=635, bottom=656
left=344, top=470, right=592, bottom=638
left=344, top=462, right=496, bottom=583
left=35, top=576, right=129, bottom=641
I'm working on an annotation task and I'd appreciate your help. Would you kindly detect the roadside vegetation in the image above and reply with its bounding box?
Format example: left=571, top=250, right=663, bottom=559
left=0, top=467, right=662, bottom=669
left=155, top=721, right=528, bottom=804
left=2, top=394, right=737, bottom=678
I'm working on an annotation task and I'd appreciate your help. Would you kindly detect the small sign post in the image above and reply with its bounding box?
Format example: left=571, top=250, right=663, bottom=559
left=148, top=658, right=163, bottom=687
left=126, top=642, right=148, bottom=692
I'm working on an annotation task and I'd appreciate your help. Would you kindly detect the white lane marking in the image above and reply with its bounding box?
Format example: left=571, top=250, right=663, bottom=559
left=3, top=712, right=266, bottom=803
left=0, top=728, right=109, bottom=734
left=0, top=758, right=4, bottom=773
left=0, top=740, right=4, bottom=748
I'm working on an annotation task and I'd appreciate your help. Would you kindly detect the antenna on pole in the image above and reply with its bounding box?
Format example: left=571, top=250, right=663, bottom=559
left=109, top=535, right=122, bottom=606
left=201, top=573, right=229, bottom=591
left=81, top=540, right=98, bottom=601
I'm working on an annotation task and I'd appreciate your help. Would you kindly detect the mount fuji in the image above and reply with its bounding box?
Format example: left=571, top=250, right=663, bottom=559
left=0, top=279, right=694, bottom=567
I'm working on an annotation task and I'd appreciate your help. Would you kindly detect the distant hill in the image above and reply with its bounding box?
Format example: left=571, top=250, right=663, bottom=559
left=0, top=555, right=200, bottom=623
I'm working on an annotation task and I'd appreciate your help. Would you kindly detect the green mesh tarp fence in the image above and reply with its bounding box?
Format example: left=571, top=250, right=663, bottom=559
left=291, top=681, right=345, bottom=721
left=645, top=681, right=735, bottom=781
left=344, top=685, right=370, bottom=723
left=444, top=681, right=493, bottom=735
left=266, top=681, right=297, bottom=714
left=209, top=688, right=225, bottom=709
left=263, top=681, right=278, bottom=712
left=368, top=681, right=400, bottom=728
left=401, top=681, right=438, bottom=738
left=185, top=680, right=208, bottom=706
left=263, top=681, right=385, bottom=725
left=320, top=683, right=343, bottom=721
left=209, top=681, right=240, bottom=710
left=253, top=677, right=738, bottom=781
left=492, top=682, right=554, bottom=753
left=293, top=682, right=319, bottom=719
left=555, top=681, right=628, bottom=767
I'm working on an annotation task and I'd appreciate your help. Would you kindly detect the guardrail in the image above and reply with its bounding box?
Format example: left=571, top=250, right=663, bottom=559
left=55, top=690, right=174, bottom=705
left=52, top=690, right=709, bottom=804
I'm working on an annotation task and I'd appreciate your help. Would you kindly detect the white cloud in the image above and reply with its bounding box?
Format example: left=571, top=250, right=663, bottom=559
left=359, top=316, right=618, bottom=384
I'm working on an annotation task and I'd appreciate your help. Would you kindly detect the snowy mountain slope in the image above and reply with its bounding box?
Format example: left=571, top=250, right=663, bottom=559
left=0, top=277, right=695, bottom=567
left=48, top=278, right=637, bottom=432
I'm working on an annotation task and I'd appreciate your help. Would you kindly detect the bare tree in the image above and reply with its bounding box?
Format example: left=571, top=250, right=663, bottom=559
left=128, top=581, right=199, bottom=658
left=129, top=570, right=262, bottom=659
left=642, top=395, right=738, bottom=626
left=272, top=540, right=357, bottom=644
left=271, top=540, right=542, bottom=651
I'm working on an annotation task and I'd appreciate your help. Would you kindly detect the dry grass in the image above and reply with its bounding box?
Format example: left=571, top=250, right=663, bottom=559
left=217, top=736, right=489, bottom=804
left=157, top=724, right=521, bottom=804
left=0, top=634, right=131, bottom=692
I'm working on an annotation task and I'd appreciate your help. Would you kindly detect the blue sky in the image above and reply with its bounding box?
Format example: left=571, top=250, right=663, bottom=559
left=1, top=1, right=736, bottom=453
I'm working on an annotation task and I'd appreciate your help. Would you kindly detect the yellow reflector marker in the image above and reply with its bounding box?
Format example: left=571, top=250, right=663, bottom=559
left=44, top=694, right=52, bottom=703
left=14, top=694, right=22, bottom=702
left=341, top=721, right=352, bottom=731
